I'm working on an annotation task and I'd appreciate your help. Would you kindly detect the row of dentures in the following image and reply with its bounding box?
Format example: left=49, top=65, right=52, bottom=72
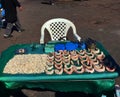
left=45, top=48, right=116, bottom=75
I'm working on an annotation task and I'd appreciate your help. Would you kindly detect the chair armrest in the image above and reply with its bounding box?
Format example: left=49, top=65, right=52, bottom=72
left=74, top=34, right=81, bottom=42
left=40, top=39, right=44, bottom=44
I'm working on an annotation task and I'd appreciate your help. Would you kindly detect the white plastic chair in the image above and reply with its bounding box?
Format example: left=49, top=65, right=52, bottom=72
left=40, top=18, right=81, bottom=44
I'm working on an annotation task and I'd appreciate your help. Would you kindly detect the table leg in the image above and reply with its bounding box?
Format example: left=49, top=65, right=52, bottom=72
left=102, top=90, right=115, bottom=97
left=0, top=82, right=9, bottom=97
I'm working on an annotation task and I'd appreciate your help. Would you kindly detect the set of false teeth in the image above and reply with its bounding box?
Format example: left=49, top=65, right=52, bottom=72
left=45, top=48, right=116, bottom=75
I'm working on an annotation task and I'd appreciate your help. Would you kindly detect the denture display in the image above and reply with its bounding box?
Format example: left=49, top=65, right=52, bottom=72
left=45, top=47, right=116, bottom=75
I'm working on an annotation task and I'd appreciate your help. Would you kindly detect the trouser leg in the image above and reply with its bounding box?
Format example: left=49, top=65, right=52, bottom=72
left=4, top=23, right=13, bottom=36
left=49, top=0, right=54, bottom=4
left=15, top=18, right=22, bottom=31
left=0, top=16, right=2, bottom=28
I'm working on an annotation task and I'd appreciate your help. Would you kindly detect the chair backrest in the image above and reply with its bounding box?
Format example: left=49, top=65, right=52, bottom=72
left=40, top=18, right=81, bottom=44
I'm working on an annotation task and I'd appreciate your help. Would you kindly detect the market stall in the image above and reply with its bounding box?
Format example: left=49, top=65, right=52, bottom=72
left=0, top=39, right=119, bottom=97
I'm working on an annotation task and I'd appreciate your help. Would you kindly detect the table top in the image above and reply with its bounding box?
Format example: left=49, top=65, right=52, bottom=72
left=0, top=41, right=119, bottom=82
left=0, top=41, right=119, bottom=94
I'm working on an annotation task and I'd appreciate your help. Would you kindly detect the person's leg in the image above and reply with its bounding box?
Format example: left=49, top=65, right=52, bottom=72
left=15, top=18, right=21, bottom=29
left=4, top=23, right=13, bottom=38
left=0, top=16, right=3, bottom=28
left=15, top=17, right=24, bottom=32
left=49, top=0, right=54, bottom=5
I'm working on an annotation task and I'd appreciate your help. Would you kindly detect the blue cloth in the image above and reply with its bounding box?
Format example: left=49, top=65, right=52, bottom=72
left=0, top=4, right=2, bottom=8
left=54, top=44, right=65, bottom=51
left=1, top=9, right=5, bottom=17
left=0, top=3, right=5, bottom=17
left=54, top=42, right=79, bottom=51
left=65, top=42, right=78, bottom=51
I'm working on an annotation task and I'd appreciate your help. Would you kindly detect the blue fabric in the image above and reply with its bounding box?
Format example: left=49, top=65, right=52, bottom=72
left=54, top=42, right=79, bottom=51
left=54, top=44, right=65, bottom=51
left=0, top=4, right=2, bottom=8
left=65, top=42, right=78, bottom=51
left=1, top=9, right=5, bottom=17
left=0, top=3, right=5, bottom=17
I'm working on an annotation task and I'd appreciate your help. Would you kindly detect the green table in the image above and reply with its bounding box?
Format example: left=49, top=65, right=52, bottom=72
left=0, top=41, right=119, bottom=97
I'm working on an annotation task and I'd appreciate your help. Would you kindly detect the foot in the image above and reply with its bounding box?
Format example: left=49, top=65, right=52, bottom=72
left=49, top=2, right=54, bottom=5
left=18, top=29, right=25, bottom=32
left=51, top=3, right=54, bottom=5
left=4, top=34, right=13, bottom=38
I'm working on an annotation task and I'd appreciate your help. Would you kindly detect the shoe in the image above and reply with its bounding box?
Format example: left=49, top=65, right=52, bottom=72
left=18, top=29, right=25, bottom=32
left=51, top=3, right=54, bottom=5
left=4, top=34, right=13, bottom=38
left=49, top=2, right=54, bottom=5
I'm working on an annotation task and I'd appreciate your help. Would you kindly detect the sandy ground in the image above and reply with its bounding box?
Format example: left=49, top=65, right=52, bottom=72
left=0, top=0, right=120, bottom=97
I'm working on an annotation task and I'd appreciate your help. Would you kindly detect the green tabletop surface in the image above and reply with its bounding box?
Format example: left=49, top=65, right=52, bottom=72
left=0, top=41, right=119, bottom=95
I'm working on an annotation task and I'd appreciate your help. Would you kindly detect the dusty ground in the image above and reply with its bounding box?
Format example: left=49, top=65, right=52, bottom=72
left=0, top=0, right=120, bottom=97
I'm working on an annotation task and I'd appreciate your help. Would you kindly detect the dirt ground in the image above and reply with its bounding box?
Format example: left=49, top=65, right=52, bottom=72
left=0, top=0, right=120, bottom=97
